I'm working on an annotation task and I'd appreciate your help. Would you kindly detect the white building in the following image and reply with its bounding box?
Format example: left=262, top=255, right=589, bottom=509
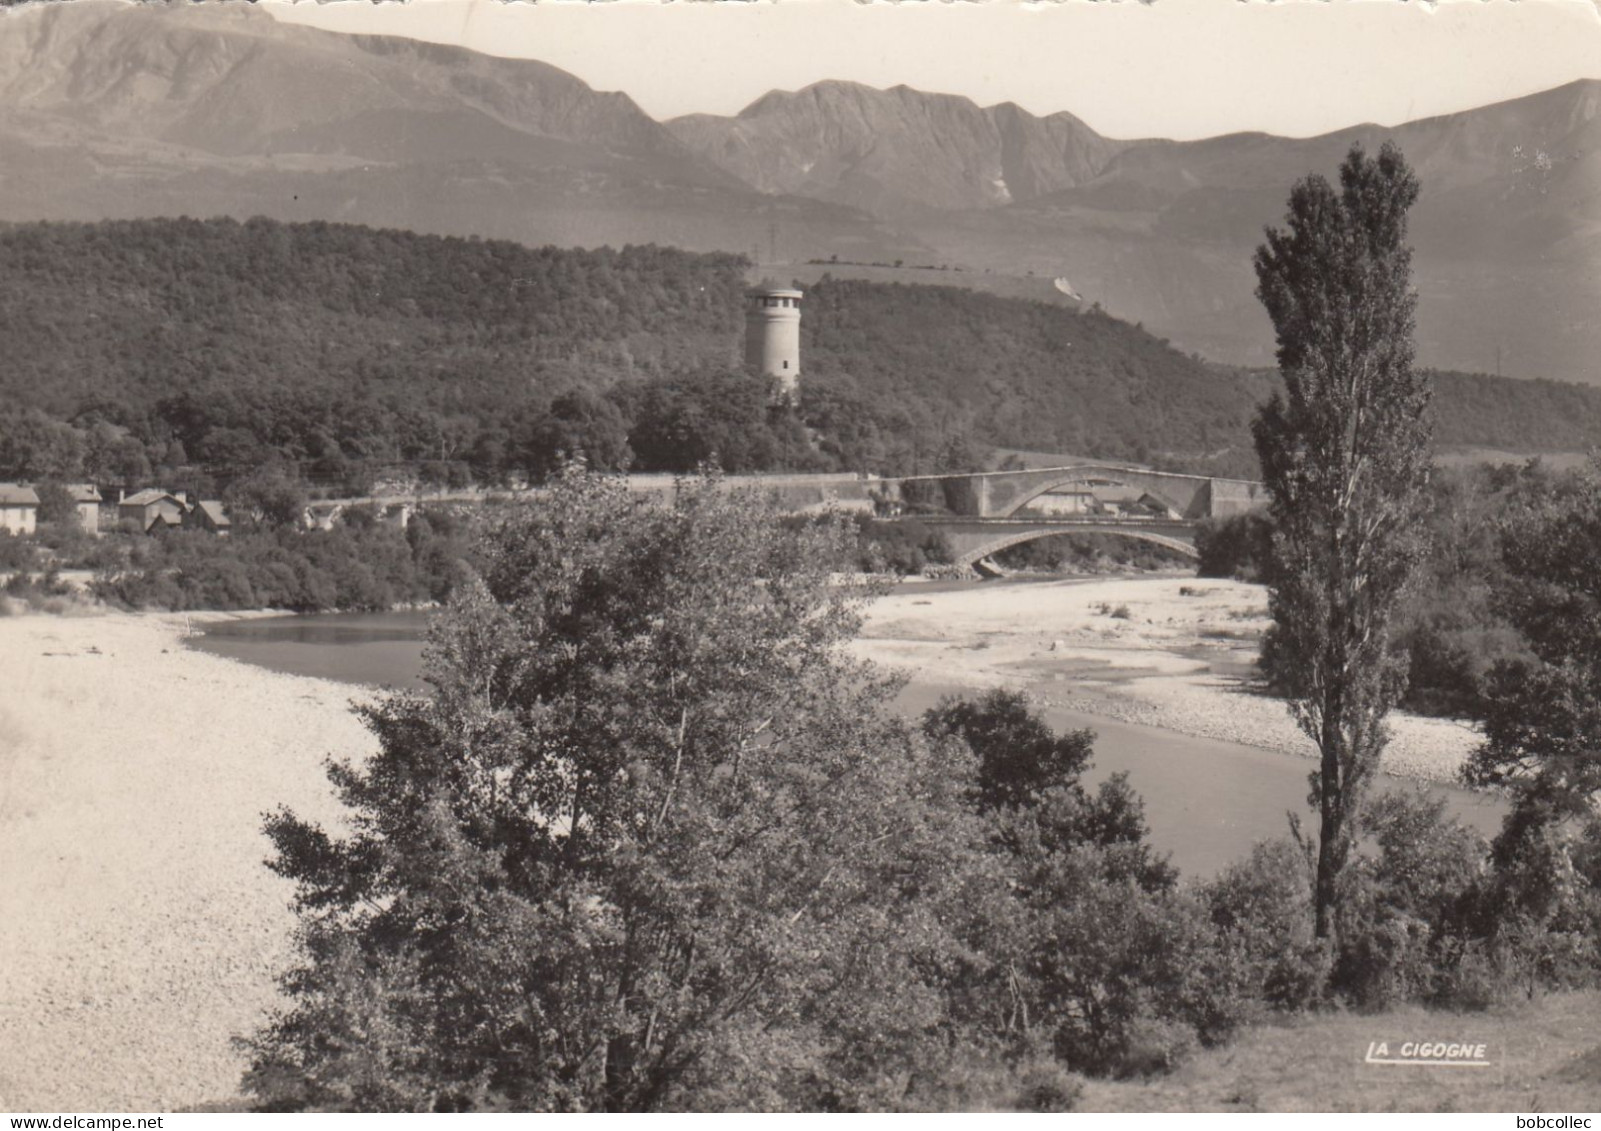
left=0, top=483, right=39, bottom=535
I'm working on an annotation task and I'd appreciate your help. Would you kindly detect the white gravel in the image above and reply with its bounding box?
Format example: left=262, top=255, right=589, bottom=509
left=854, top=575, right=1484, bottom=785
left=0, top=579, right=1485, bottom=1110
left=0, top=611, right=375, bottom=1111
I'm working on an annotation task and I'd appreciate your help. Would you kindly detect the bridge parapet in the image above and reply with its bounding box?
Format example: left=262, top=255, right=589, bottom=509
left=1206, top=478, right=1269, bottom=517
left=889, top=465, right=1264, bottom=520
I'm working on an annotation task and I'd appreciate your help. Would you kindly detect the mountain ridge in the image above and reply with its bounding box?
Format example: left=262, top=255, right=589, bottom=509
left=0, top=1, right=932, bottom=266
left=667, top=79, right=1128, bottom=215
left=0, top=2, right=1595, bottom=384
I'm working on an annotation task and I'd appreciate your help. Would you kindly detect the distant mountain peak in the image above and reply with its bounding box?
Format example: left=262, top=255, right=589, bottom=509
left=669, top=78, right=1126, bottom=214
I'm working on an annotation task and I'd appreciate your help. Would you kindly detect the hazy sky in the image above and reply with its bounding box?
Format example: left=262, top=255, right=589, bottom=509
left=265, top=0, right=1601, bottom=141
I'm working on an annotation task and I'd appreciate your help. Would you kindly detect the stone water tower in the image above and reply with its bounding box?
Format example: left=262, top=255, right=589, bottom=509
left=744, top=283, right=802, bottom=400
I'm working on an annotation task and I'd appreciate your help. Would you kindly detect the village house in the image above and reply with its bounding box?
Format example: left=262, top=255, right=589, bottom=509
left=118, top=489, right=188, bottom=534
left=65, top=484, right=103, bottom=535
left=1092, top=485, right=1177, bottom=518
left=183, top=499, right=231, bottom=536
left=1027, top=486, right=1097, bottom=516
left=0, top=483, right=39, bottom=535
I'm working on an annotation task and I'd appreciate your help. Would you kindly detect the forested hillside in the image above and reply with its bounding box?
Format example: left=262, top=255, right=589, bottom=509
left=0, top=217, right=1593, bottom=490
left=0, top=217, right=745, bottom=439
left=800, top=279, right=1269, bottom=469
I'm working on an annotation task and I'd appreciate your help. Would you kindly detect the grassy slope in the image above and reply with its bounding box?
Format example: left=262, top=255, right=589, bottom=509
left=1079, top=990, right=1601, bottom=1113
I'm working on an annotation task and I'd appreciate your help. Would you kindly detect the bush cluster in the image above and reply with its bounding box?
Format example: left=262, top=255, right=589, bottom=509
left=89, top=507, right=473, bottom=612
left=1193, top=511, right=1274, bottom=581
left=851, top=516, right=954, bottom=575
left=996, top=532, right=1191, bottom=574
left=1244, top=461, right=1569, bottom=719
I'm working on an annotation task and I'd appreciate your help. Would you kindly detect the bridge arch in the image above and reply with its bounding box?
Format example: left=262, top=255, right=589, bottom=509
left=949, top=525, right=1199, bottom=569
left=993, top=468, right=1190, bottom=520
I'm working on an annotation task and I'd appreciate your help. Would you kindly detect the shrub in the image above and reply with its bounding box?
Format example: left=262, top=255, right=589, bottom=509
left=1011, top=1062, right=1083, bottom=1112
left=1023, top=858, right=1225, bottom=1077
left=852, top=516, right=953, bottom=575
left=1115, top=1018, right=1199, bottom=1079
left=1338, top=792, right=1489, bottom=1008
left=1465, top=808, right=1601, bottom=999
left=895, top=1052, right=1082, bottom=1113
left=995, top=533, right=1189, bottom=574
left=1202, top=838, right=1331, bottom=1014
left=0, top=531, right=38, bottom=572
left=1194, top=511, right=1273, bottom=580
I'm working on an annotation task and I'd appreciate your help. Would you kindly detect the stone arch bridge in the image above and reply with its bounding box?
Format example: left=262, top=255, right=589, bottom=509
left=882, top=464, right=1265, bottom=567
left=295, top=466, right=1265, bottom=568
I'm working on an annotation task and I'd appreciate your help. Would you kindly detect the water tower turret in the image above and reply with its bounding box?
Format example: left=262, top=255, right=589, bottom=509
left=744, top=284, right=802, bottom=400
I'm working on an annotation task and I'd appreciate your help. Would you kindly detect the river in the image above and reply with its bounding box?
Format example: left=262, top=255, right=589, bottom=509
left=192, top=600, right=1507, bottom=877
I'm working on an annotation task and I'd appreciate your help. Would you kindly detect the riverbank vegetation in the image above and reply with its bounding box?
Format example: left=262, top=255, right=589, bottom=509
left=240, top=474, right=1601, bottom=1112
left=992, top=532, right=1191, bottom=574
left=1199, top=458, right=1597, bottom=728
left=1, top=493, right=961, bottom=613
left=0, top=501, right=475, bottom=614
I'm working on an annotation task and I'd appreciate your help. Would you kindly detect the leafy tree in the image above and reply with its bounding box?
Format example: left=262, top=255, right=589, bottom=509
left=0, top=408, right=85, bottom=480
left=921, top=693, right=1208, bottom=1077
left=1468, top=460, right=1601, bottom=815
left=1465, top=460, right=1601, bottom=960
left=81, top=420, right=153, bottom=485
left=925, top=690, right=1175, bottom=896
left=521, top=389, right=633, bottom=480
left=225, top=465, right=308, bottom=530
left=243, top=474, right=995, bottom=1111
left=1250, top=142, right=1433, bottom=948
left=32, top=481, right=80, bottom=527
left=1193, top=511, right=1273, bottom=581
left=4, top=217, right=1601, bottom=488
left=624, top=372, right=806, bottom=474
left=925, top=689, right=1093, bottom=812
left=1390, top=463, right=1532, bottom=718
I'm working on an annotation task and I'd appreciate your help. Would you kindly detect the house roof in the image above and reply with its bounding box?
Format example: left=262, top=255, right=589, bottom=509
left=0, top=483, right=39, bottom=506
left=121, top=489, right=183, bottom=508
left=195, top=500, right=230, bottom=527
left=65, top=484, right=102, bottom=503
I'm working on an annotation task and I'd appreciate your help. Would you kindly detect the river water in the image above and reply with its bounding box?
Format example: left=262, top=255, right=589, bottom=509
left=192, top=602, right=1507, bottom=877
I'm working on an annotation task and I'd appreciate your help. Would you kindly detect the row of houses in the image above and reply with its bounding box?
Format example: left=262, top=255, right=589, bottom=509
left=0, top=484, right=230, bottom=537
left=1026, top=483, right=1178, bottom=518
left=0, top=483, right=104, bottom=536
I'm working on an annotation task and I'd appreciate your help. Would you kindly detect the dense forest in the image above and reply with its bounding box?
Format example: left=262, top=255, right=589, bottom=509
left=0, top=217, right=1597, bottom=494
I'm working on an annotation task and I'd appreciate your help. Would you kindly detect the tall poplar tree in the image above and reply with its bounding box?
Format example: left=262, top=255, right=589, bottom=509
left=1252, top=142, right=1433, bottom=949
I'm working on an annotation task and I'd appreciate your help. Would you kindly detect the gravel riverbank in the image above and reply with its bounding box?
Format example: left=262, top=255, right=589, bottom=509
left=0, top=577, right=1488, bottom=1110
left=0, top=611, right=375, bottom=1111
left=852, top=575, right=1483, bottom=785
